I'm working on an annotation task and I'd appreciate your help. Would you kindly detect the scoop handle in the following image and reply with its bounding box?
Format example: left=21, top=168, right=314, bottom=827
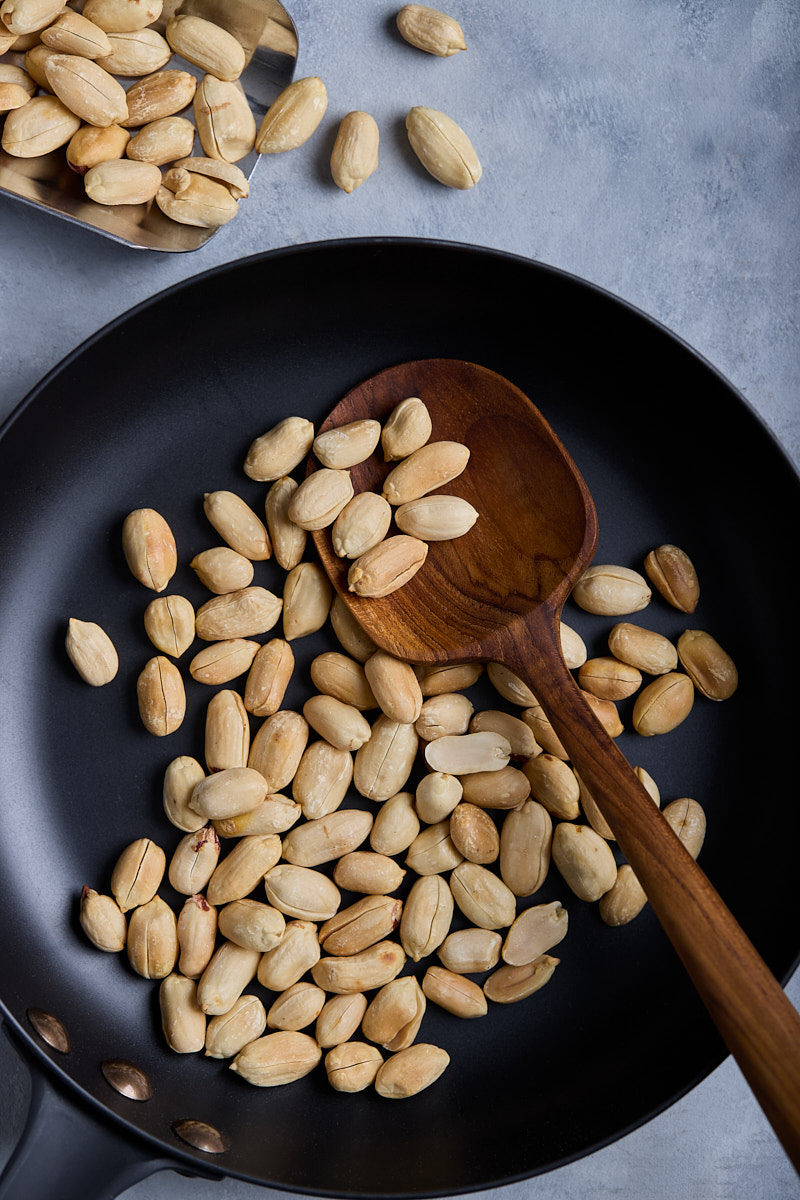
left=499, top=612, right=800, bottom=1174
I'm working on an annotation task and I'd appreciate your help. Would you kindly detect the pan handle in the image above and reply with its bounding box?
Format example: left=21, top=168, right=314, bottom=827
left=0, top=1024, right=220, bottom=1200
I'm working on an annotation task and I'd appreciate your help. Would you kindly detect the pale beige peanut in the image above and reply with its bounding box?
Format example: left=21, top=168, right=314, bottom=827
left=311, top=941, right=406, bottom=994
left=121, top=69, right=197, bottom=128
left=137, top=655, right=185, bottom=736
left=381, top=397, right=432, bottom=461
left=165, top=13, right=245, bottom=79
left=122, top=508, right=176, bottom=592
left=143, top=595, right=194, bottom=657
left=0, top=0, right=65, bottom=36
left=644, top=543, right=700, bottom=613
left=396, top=4, right=466, bottom=55
left=230, top=1031, right=321, bottom=1085
left=172, top=155, right=249, bottom=199
left=487, top=661, right=536, bottom=707
left=292, top=740, right=353, bottom=820
left=551, top=822, right=617, bottom=901
left=244, top=639, right=294, bottom=718
left=425, top=731, right=511, bottom=775
left=395, top=494, right=478, bottom=541
left=607, top=621, right=678, bottom=675
left=205, top=688, right=250, bottom=771
left=502, top=901, right=568, bottom=966
left=127, top=896, right=178, bottom=979
left=82, top=0, right=162, bottom=33
left=255, top=75, right=327, bottom=154
left=177, top=894, right=217, bottom=979
left=362, top=976, right=426, bottom=1051
left=125, top=115, right=194, bottom=165
left=96, top=28, right=171, bottom=75
left=381, top=440, right=469, bottom=504
left=66, top=122, right=130, bottom=172
left=65, top=617, right=118, bottom=685
left=310, top=651, right=376, bottom=710
left=44, top=53, right=127, bottom=126
left=193, top=74, right=256, bottom=163
left=468, top=709, right=538, bottom=760
left=522, top=754, right=580, bottom=820
left=663, top=797, right=706, bottom=859
left=330, top=110, right=379, bottom=193
left=156, top=166, right=239, bottom=228
left=206, top=834, right=282, bottom=906
left=189, top=767, right=268, bottom=821
left=160, top=974, right=206, bottom=1054
left=374, top=1043, right=449, bottom=1098
left=572, top=564, right=651, bottom=615
left=326, top=1041, right=383, bottom=1092
left=415, top=772, right=462, bottom=824
left=460, top=764, right=531, bottom=810
left=677, top=629, right=738, bottom=700
left=333, top=851, right=406, bottom=895
left=189, top=639, right=259, bottom=685
left=364, top=650, right=422, bottom=724
left=319, top=895, right=403, bottom=956
left=449, top=802, right=499, bottom=864
left=191, top=547, right=253, bottom=595
left=578, top=656, right=642, bottom=701
left=197, top=940, right=260, bottom=1015
left=499, top=799, right=552, bottom=897
left=168, top=825, right=220, bottom=896
left=422, top=967, right=487, bottom=1019
left=195, top=587, right=282, bottom=641
left=214, top=793, right=301, bottom=839
left=404, top=821, right=462, bottom=876
left=370, top=791, right=420, bottom=856
left=419, top=662, right=483, bottom=696
left=245, top=418, right=315, bottom=483
left=560, top=621, right=588, bottom=669
left=218, top=899, right=285, bottom=953
left=437, top=927, right=501, bottom=974
left=282, top=809, right=373, bottom=868
left=85, top=157, right=162, bottom=204
left=316, top=993, right=368, bottom=1048
left=257, top=919, right=320, bottom=991
left=303, top=694, right=371, bottom=752
left=203, top=490, right=271, bottom=560
left=582, top=690, right=624, bottom=737
left=264, top=864, right=341, bottom=921
left=40, top=10, right=111, bottom=57
left=631, top=672, right=694, bottom=735
left=282, top=561, right=332, bottom=641
left=353, top=714, right=419, bottom=800
left=399, top=873, right=453, bottom=962
left=348, top=535, right=428, bottom=597
left=521, top=700, right=568, bottom=759
left=265, top=477, right=307, bottom=570
left=450, top=861, right=516, bottom=930
left=330, top=593, right=378, bottom=662
left=415, top=692, right=474, bottom=741
left=163, top=756, right=206, bottom=833
left=483, top=954, right=559, bottom=1004
left=599, top=864, right=648, bottom=927
left=205, top=994, right=266, bottom=1059
left=0, top=64, right=36, bottom=94
left=266, top=982, right=326, bottom=1032
left=248, top=709, right=309, bottom=791
left=79, top=887, right=126, bottom=952
left=332, top=492, right=392, bottom=559
left=287, top=468, right=353, bottom=531
left=314, top=419, right=381, bottom=468
left=406, top=105, right=481, bottom=189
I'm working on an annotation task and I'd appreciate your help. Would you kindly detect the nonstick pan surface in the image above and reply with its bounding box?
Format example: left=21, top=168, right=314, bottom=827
left=1, top=238, right=798, bottom=1198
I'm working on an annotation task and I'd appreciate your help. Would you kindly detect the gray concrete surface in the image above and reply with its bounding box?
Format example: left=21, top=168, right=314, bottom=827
left=1, top=1, right=799, bottom=1197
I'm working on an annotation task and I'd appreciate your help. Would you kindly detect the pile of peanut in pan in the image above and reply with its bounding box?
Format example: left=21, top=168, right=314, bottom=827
left=68, top=394, right=738, bottom=1099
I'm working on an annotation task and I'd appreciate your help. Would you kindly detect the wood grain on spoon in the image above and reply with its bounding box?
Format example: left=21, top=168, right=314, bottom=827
left=311, top=357, right=800, bottom=1173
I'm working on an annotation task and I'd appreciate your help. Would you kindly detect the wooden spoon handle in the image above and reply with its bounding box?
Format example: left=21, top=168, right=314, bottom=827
left=500, top=616, right=800, bottom=1173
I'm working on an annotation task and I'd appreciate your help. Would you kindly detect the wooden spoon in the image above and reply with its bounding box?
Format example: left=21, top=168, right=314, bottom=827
left=311, top=357, right=800, bottom=1171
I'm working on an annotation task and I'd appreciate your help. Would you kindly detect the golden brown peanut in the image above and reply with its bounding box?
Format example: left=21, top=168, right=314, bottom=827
left=177, top=894, right=217, bottom=979
left=282, top=809, right=373, bottom=868
left=419, top=662, right=484, bottom=696
left=303, top=693, right=371, bottom=752
left=310, top=651, right=376, bottom=710
left=267, top=981, right=327, bottom=1032
left=256, top=920, right=319, bottom=992
left=399, top=874, right=453, bottom=962
left=66, top=121, right=130, bottom=172
left=415, top=772, right=462, bottom=824
left=255, top=75, right=327, bottom=154
left=416, top=693, right=474, bottom=742
left=599, top=864, right=648, bottom=926
left=44, top=53, right=127, bottom=126
left=205, top=994, right=266, bottom=1059
left=522, top=754, right=580, bottom=820
left=163, top=756, right=206, bottom=833
left=468, top=709, right=538, bottom=760
left=214, top=793, right=301, bottom=839
left=245, top=419, right=316, bottom=483
left=248, top=710, right=309, bottom=791
left=560, top=621, right=588, bottom=669
left=607, top=622, right=678, bottom=675
left=189, top=766, right=268, bottom=821
left=1, top=0, right=64, bottom=36
left=632, top=672, right=694, bottom=735
left=353, top=714, right=419, bottom=800
left=204, top=688, right=250, bottom=771
left=40, top=11, right=111, bottom=57
left=82, top=0, right=162, bottom=33
left=370, top=791, right=420, bottom=856
left=449, top=802, right=499, bottom=864
left=218, top=899, right=285, bottom=953
left=197, top=940, right=260, bottom=1016
left=362, top=976, right=426, bottom=1051
left=486, top=661, right=536, bottom=707
left=437, top=927, right=501, bottom=974
left=126, top=895, right=178, bottom=979
left=85, top=157, right=162, bottom=204
left=173, top=155, right=249, bottom=199
left=79, top=887, right=126, bottom=952
left=425, top=731, right=511, bottom=775
left=404, top=822, right=463, bottom=876
left=96, top=28, right=171, bottom=75
left=582, top=690, right=624, bottom=737
left=314, top=419, right=381, bottom=468
left=450, top=862, right=516, bottom=930
left=499, top=799, right=552, bottom=897
left=333, top=851, right=406, bottom=895
left=156, top=166, right=240, bottom=227
left=381, top=440, right=469, bottom=504
left=551, top=822, right=617, bottom=901
left=206, top=834, right=282, bottom=906
left=168, top=825, right=220, bottom=896
left=160, top=974, right=206, bottom=1054
left=644, top=544, right=700, bottom=613
left=578, top=656, right=642, bottom=701
left=374, top=1043, right=449, bottom=1098
left=422, top=966, right=487, bottom=1019
left=264, top=864, right=341, bottom=921
left=572, top=564, right=651, bottom=615
left=191, top=548, right=254, bottom=595
left=394, top=495, right=478, bottom=541
left=230, top=1031, right=321, bottom=1086
left=189, top=638, right=259, bottom=685
left=282, top=561, right=332, bottom=641
left=330, top=109, right=379, bottom=192
left=316, top=993, right=368, bottom=1048
left=143, top=595, right=194, bottom=658
left=364, top=650, right=422, bottom=724
left=288, top=469, right=354, bottom=531
left=311, top=941, right=406, bottom=994
left=396, top=4, right=466, bottom=55
left=203, top=490, right=271, bottom=560
left=325, top=1042, right=383, bottom=1092
left=381, top=396, right=432, bottom=461
left=348, top=535, right=428, bottom=596
left=137, top=655, right=185, bottom=736
left=521, top=700, right=568, bottom=759
left=332, top=492, right=393, bottom=560
left=460, top=765, right=531, bottom=810
left=662, top=797, right=706, bottom=859
left=195, top=587, right=282, bottom=641
left=320, top=895, right=403, bottom=957
left=502, top=901, right=568, bottom=966
left=244, top=639, right=294, bottom=718
left=121, top=69, right=197, bottom=128
left=676, top=629, right=738, bottom=700
left=122, top=508, right=176, bottom=592
left=193, top=73, right=256, bottom=163
left=165, top=14, right=245, bottom=80
left=292, top=740, right=353, bottom=821
left=330, top=593, right=379, bottom=662
left=406, top=105, right=481, bottom=189
left=484, top=955, right=559, bottom=1004
left=65, top=617, right=118, bottom=686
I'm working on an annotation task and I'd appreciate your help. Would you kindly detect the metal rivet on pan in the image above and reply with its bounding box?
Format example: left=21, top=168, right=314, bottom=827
left=101, top=1058, right=153, bottom=1102
left=26, top=1008, right=70, bottom=1054
left=172, top=1119, right=229, bottom=1154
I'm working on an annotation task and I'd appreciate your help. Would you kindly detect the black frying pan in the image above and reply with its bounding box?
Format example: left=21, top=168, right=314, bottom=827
left=1, top=238, right=798, bottom=1199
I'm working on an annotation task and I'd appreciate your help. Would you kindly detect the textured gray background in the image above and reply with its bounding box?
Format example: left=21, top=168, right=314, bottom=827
left=1, top=1, right=799, bottom=1197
